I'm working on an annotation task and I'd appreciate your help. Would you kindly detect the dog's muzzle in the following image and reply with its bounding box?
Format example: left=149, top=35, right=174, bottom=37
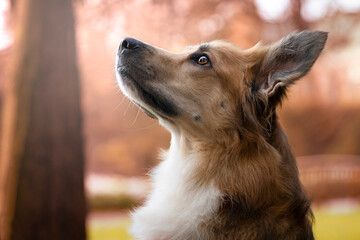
left=116, top=38, right=179, bottom=119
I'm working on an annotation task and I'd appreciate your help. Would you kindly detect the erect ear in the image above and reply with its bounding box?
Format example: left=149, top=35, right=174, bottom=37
left=249, top=30, right=328, bottom=105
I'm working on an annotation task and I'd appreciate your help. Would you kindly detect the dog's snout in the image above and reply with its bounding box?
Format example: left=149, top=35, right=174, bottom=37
left=119, top=37, right=141, bottom=53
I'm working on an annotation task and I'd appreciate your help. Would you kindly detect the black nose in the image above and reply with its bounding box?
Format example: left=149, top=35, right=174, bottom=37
left=119, top=37, right=141, bottom=53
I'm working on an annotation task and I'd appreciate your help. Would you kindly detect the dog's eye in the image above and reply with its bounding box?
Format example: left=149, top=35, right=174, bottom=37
left=197, top=56, right=208, bottom=65
left=191, top=54, right=212, bottom=67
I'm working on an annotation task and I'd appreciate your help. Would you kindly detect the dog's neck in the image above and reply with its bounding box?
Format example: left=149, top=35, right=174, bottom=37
left=131, top=115, right=313, bottom=239
left=171, top=113, right=308, bottom=217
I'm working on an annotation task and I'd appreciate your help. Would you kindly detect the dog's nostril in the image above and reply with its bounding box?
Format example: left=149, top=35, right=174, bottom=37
left=122, top=39, right=130, bottom=49
left=121, top=38, right=139, bottom=50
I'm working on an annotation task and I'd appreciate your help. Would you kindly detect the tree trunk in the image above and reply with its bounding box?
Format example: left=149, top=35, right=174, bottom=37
left=0, top=0, right=86, bottom=239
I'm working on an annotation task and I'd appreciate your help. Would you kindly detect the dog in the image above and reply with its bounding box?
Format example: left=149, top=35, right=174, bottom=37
left=115, top=30, right=327, bottom=240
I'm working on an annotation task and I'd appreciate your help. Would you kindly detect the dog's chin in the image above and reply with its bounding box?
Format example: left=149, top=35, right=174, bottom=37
left=116, top=75, right=162, bottom=120
left=119, top=79, right=178, bottom=121
left=118, top=80, right=159, bottom=120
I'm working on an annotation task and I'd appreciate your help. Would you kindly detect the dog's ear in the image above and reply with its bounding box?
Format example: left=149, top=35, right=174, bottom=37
left=248, top=31, right=327, bottom=106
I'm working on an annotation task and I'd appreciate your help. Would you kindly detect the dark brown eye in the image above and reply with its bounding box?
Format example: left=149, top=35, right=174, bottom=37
left=197, top=56, right=208, bottom=65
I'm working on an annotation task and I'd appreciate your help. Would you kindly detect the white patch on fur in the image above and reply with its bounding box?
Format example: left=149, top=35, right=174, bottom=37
left=130, top=134, right=222, bottom=240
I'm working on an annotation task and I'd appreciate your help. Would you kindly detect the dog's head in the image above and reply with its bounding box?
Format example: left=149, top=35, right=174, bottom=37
left=116, top=31, right=327, bottom=142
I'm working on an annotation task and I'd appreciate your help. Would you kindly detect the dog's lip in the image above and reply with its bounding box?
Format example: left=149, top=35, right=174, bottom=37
left=135, top=99, right=172, bottom=121
left=132, top=99, right=174, bottom=121
left=134, top=102, right=158, bottom=119
left=116, top=64, right=125, bottom=71
left=115, top=55, right=127, bottom=70
left=133, top=97, right=174, bottom=121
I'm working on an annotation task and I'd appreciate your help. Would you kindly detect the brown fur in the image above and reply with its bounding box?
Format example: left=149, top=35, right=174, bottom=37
left=116, top=31, right=328, bottom=239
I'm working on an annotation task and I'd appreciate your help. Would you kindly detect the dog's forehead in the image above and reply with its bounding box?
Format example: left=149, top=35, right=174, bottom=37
left=183, top=40, right=242, bottom=54
left=183, top=44, right=205, bottom=53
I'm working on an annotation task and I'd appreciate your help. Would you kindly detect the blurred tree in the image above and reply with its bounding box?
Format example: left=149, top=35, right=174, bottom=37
left=0, top=0, right=86, bottom=239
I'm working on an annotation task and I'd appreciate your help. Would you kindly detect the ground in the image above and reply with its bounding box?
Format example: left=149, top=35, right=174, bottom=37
left=88, top=209, right=360, bottom=240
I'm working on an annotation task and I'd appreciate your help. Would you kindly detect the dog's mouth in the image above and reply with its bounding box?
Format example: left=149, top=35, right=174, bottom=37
left=134, top=102, right=157, bottom=119
left=116, top=60, right=178, bottom=120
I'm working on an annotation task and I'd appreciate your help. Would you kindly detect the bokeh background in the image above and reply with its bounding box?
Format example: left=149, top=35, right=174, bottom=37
left=0, top=0, right=360, bottom=239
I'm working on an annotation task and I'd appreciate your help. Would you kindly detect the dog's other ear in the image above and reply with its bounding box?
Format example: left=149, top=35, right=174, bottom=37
left=250, top=30, right=327, bottom=105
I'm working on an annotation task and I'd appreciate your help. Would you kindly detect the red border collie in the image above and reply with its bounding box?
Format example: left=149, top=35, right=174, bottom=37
left=115, top=30, right=327, bottom=240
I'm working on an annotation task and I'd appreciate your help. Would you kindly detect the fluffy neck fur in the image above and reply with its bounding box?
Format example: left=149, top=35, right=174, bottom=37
left=131, top=113, right=314, bottom=240
left=182, top=112, right=314, bottom=239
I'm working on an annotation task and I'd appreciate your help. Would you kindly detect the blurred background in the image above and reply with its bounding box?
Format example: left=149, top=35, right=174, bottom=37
left=0, top=0, right=360, bottom=239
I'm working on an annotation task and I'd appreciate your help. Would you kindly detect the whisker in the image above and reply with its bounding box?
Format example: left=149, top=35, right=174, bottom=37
left=124, top=121, right=158, bottom=132
left=124, top=100, right=132, bottom=116
left=113, top=95, right=127, bottom=112
left=129, top=108, right=141, bottom=127
left=114, top=88, right=122, bottom=94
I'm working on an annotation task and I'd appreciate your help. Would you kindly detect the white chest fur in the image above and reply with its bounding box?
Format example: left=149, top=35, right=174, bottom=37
left=130, top=135, right=222, bottom=240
